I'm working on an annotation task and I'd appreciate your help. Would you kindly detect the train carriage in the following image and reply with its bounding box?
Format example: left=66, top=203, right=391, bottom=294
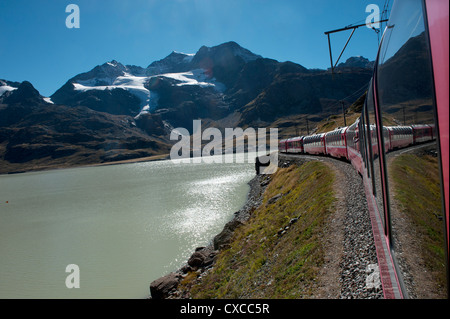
left=386, top=126, right=414, bottom=150
left=345, top=120, right=364, bottom=174
left=325, top=127, right=348, bottom=159
left=411, top=124, right=434, bottom=144
left=303, top=133, right=326, bottom=155
left=278, top=139, right=287, bottom=153
left=381, top=126, right=392, bottom=152
left=285, top=136, right=304, bottom=154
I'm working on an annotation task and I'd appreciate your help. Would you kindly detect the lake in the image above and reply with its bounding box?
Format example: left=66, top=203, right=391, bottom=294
left=0, top=154, right=256, bottom=298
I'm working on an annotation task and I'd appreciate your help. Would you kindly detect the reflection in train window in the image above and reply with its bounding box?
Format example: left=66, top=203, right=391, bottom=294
left=363, top=102, right=373, bottom=180
left=366, top=80, right=385, bottom=227
left=376, top=0, right=446, bottom=298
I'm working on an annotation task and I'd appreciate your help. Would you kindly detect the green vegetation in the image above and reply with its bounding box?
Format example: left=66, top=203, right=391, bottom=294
left=185, top=161, right=336, bottom=298
left=390, top=153, right=446, bottom=294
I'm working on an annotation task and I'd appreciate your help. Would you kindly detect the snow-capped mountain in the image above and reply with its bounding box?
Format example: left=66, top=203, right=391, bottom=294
left=0, top=79, right=171, bottom=172
left=51, top=42, right=253, bottom=118
left=0, top=80, right=49, bottom=106
left=71, top=68, right=155, bottom=113
left=1, top=79, right=55, bottom=105
left=1, top=42, right=376, bottom=172
left=50, top=41, right=373, bottom=131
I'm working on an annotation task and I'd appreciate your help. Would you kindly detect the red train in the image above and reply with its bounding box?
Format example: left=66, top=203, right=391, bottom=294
left=279, top=0, right=448, bottom=299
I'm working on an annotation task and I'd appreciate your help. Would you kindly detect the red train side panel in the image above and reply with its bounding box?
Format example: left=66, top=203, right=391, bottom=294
left=426, top=0, right=449, bottom=275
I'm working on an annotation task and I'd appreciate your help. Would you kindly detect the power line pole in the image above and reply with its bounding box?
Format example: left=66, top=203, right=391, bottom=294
left=324, top=19, right=388, bottom=74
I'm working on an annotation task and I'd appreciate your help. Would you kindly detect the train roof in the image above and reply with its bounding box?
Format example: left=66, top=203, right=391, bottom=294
left=385, top=125, right=413, bottom=130
left=286, top=136, right=304, bottom=141
left=410, top=124, right=434, bottom=128
left=325, top=126, right=348, bottom=134
left=304, top=132, right=326, bottom=139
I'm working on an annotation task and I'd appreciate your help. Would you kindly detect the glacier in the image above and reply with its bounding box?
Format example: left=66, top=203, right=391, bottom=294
left=71, top=67, right=226, bottom=119
left=0, top=85, right=17, bottom=97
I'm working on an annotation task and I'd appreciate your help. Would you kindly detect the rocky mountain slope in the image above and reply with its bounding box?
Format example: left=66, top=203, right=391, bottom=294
left=0, top=80, right=171, bottom=174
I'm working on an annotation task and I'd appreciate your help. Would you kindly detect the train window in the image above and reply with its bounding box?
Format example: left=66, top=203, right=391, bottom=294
left=363, top=102, right=373, bottom=180
left=358, top=115, right=367, bottom=169
left=366, top=80, right=385, bottom=227
left=376, top=0, right=446, bottom=298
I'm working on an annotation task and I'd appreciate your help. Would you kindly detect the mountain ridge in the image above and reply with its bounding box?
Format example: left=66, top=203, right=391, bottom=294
left=1, top=41, right=374, bottom=173
left=50, top=41, right=372, bottom=129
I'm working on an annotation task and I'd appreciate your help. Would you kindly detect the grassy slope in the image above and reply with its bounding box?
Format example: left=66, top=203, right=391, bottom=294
left=184, top=161, right=336, bottom=298
left=390, top=153, right=446, bottom=294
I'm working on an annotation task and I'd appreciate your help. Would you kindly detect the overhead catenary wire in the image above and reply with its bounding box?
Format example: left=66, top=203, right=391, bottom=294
left=318, top=2, right=393, bottom=127
left=324, top=0, right=392, bottom=75
left=324, top=19, right=388, bottom=74
left=341, top=82, right=369, bottom=102
left=327, top=81, right=370, bottom=111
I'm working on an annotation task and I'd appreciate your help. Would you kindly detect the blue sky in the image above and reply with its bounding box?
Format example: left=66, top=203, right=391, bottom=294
left=0, top=0, right=389, bottom=97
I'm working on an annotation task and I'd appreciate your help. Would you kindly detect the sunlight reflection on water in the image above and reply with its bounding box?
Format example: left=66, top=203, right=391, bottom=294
left=0, top=154, right=256, bottom=298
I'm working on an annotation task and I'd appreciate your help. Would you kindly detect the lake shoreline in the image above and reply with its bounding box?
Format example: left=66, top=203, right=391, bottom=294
left=149, top=165, right=269, bottom=299
left=0, top=153, right=170, bottom=176
left=1, top=150, right=266, bottom=176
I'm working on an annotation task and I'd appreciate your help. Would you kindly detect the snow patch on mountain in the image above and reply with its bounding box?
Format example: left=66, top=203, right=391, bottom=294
left=73, top=72, right=154, bottom=113
left=159, top=69, right=226, bottom=92
left=0, top=81, right=17, bottom=96
left=59, top=43, right=259, bottom=116
left=43, top=97, right=54, bottom=104
left=0, top=85, right=17, bottom=97
left=71, top=64, right=226, bottom=118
